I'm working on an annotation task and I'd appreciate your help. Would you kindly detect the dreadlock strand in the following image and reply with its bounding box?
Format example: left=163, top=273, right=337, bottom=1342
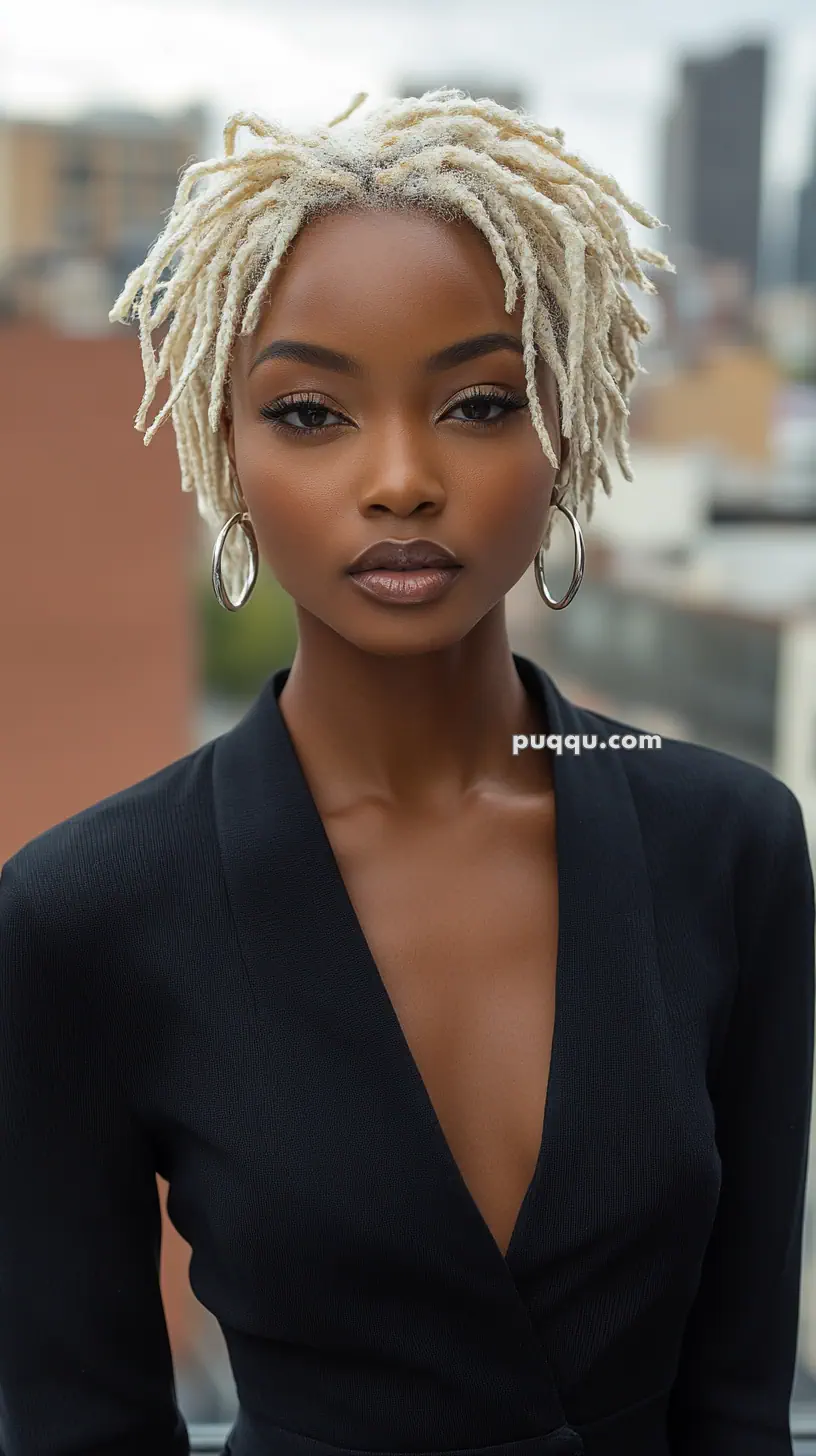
left=240, top=201, right=311, bottom=338
left=412, top=173, right=519, bottom=313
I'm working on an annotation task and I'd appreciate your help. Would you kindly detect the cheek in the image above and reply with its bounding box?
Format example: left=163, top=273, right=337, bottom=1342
left=240, top=455, right=339, bottom=572
left=250, top=491, right=331, bottom=585
left=468, top=456, right=556, bottom=554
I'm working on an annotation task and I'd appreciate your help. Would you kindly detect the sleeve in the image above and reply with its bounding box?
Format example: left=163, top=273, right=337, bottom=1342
left=666, top=782, right=816, bottom=1456
left=0, top=853, right=190, bottom=1456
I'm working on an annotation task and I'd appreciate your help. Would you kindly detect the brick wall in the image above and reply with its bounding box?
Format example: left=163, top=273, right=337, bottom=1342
left=0, top=318, right=198, bottom=857
left=0, top=316, right=206, bottom=1372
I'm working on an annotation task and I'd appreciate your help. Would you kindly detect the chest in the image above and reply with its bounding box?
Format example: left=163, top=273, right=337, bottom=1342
left=322, top=794, right=559, bottom=1257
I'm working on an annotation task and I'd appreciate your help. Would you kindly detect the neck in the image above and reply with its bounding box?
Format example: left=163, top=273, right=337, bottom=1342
left=276, top=604, right=550, bottom=816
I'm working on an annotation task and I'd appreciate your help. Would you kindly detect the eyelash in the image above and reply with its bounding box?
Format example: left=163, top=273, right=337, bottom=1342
left=258, top=386, right=528, bottom=437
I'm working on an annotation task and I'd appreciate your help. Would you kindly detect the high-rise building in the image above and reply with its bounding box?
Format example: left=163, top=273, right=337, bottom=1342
left=660, top=42, right=768, bottom=292
left=794, top=110, right=816, bottom=290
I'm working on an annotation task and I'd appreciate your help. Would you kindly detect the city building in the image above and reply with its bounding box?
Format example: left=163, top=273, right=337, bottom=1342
left=629, top=341, right=781, bottom=466
left=755, top=288, right=816, bottom=377
left=794, top=110, right=816, bottom=290
left=0, top=103, right=207, bottom=326
left=660, top=41, right=768, bottom=294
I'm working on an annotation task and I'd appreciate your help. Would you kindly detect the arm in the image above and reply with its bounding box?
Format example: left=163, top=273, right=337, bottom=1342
left=667, top=783, right=815, bottom=1456
left=0, top=853, right=189, bottom=1455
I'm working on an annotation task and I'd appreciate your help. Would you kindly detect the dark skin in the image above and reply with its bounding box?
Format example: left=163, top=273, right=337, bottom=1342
left=222, top=205, right=570, bottom=1260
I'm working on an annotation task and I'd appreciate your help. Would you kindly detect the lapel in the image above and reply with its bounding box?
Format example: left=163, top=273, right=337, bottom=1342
left=211, top=652, right=659, bottom=1442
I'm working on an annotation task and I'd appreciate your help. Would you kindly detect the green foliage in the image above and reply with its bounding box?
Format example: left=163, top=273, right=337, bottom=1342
left=196, top=560, right=298, bottom=699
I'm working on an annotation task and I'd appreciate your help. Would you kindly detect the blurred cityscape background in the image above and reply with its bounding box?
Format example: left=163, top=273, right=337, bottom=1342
left=2, top=0, right=816, bottom=1437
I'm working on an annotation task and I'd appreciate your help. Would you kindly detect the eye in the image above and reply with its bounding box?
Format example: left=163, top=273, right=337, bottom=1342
left=259, top=392, right=351, bottom=436
left=442, top=386, right=528, bottom=428
left=258, top=385, right=529, bottom=438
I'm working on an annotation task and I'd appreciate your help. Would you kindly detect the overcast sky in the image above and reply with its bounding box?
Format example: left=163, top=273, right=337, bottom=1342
left=1, top=0, right=815, bottom=227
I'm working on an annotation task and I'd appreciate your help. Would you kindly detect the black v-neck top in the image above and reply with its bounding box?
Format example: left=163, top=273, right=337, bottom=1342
left=0, top=654, right=814, bottom=1456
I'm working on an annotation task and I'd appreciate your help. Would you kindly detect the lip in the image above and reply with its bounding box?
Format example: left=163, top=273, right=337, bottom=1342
left=346, top=537, right=462, bottom=573
left=348, top=565, right=462, bottom=605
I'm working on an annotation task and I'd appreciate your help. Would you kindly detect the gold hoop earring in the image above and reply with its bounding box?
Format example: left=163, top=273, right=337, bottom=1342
left=211, top=473, right=259, bottom=611
left=534, top=492, right=585, bottom=610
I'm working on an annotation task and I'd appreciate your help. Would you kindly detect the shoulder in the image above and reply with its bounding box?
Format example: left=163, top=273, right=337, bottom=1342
left=572, top=698, right=810, bottom=873
left=0, top=738, right=217, bottom=944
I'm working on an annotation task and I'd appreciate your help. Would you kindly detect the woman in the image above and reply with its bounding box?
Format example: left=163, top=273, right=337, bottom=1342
left=0, top=88, right=813, bottom=1456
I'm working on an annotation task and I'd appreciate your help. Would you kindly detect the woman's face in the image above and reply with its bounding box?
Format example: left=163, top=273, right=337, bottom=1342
left=224, top=204, right=567, bottom=657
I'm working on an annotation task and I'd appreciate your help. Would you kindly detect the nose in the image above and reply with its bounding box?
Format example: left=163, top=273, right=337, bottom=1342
left=355, top=419, right=447, bottom=518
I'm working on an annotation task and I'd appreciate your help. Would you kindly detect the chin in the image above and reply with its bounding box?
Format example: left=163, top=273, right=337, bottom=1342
left=327, top=610, right=480, bottom=659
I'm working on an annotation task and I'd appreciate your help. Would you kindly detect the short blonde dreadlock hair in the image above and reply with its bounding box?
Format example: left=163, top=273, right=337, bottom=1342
left=110, top=87, right=673, bottom=605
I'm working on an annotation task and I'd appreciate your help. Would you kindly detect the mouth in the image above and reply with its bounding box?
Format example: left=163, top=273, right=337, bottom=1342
left=346, top=538, right=463, bottom=606
left=346, top=537, right=462, bottom=574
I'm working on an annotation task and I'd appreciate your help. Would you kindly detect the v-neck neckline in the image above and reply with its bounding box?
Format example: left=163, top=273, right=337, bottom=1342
left=211, top=647, right=657, bottom=1443
left=268, top=651, right=565, bottom=1274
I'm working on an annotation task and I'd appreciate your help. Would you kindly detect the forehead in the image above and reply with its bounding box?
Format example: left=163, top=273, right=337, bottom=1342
left=236, top=205, right=523, bottom=365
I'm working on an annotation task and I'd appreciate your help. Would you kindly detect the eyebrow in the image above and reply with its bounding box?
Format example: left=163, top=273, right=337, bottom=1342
left=247, top=331, right=525, bottom=377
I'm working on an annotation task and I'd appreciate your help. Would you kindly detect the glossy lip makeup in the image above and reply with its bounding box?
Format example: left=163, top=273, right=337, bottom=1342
left=346, top=538, right=464, bottom=605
